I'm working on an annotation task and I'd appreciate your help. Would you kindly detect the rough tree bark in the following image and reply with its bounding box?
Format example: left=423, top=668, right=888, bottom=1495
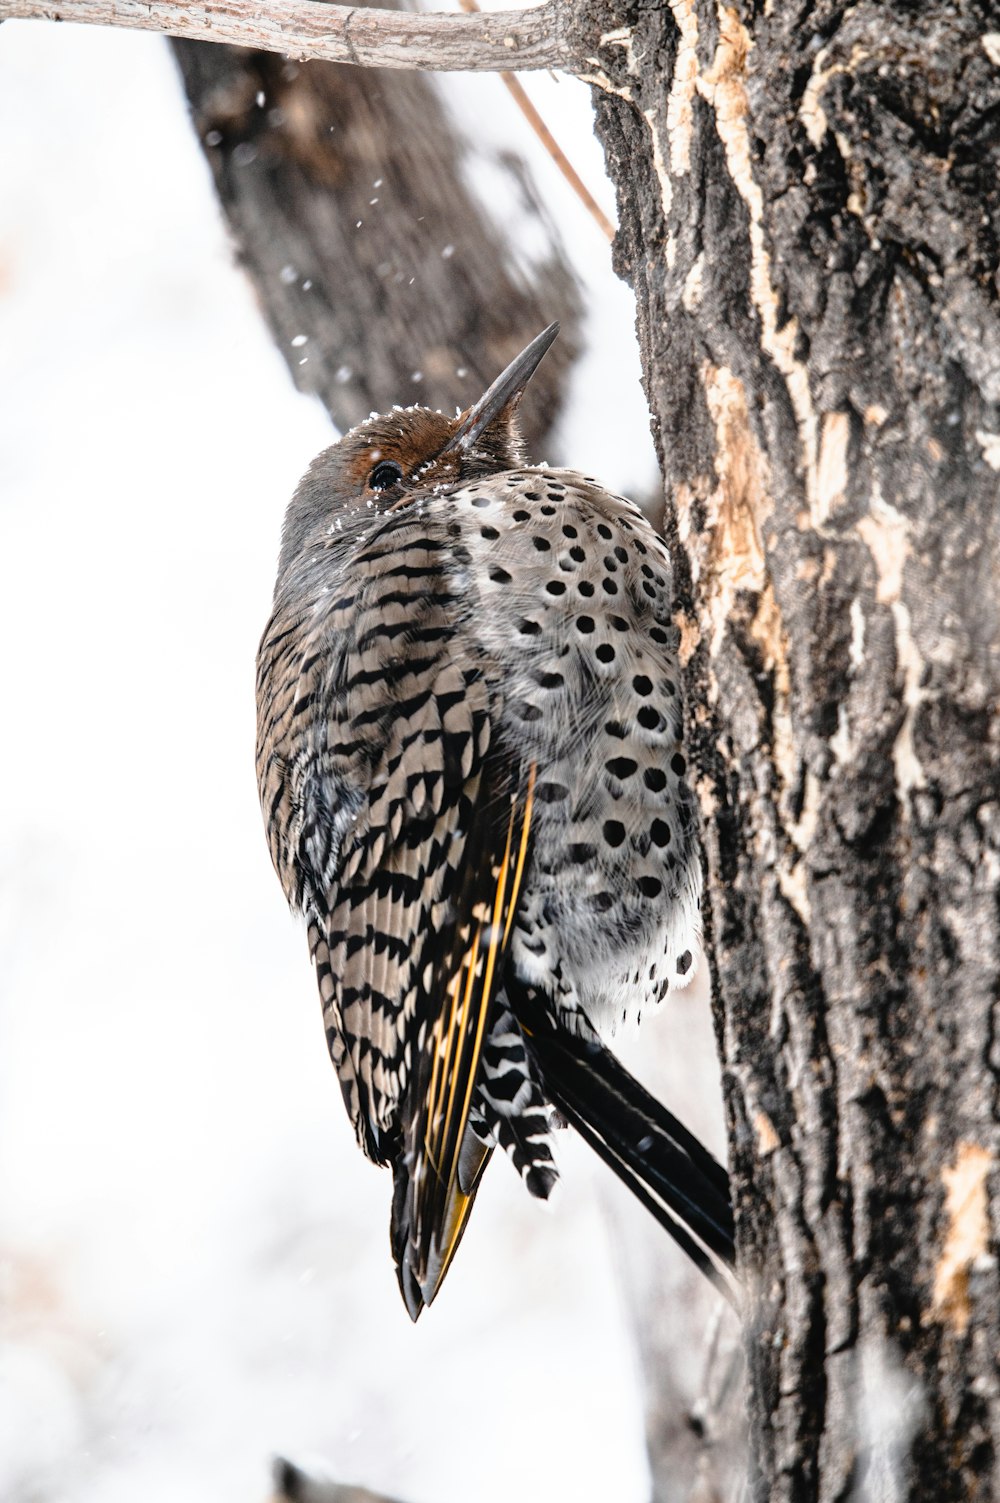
left=571, top=2, right=1000, bottom=1498
left=170, top=22, right=581, bottom=451
left=10, top=1, right=998, bottom=1497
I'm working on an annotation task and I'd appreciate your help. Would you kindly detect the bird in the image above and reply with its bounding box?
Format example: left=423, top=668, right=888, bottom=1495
left=256, top=323, right=737, bottom=1320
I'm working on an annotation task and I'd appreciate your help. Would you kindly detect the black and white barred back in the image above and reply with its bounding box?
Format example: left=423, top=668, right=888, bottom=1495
left=256, top=327, right=735, bottom=1319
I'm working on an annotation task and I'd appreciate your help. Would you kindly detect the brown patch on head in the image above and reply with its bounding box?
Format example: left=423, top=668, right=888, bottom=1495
left=335, top=396, right=528, bottom=503
left=340, top=408, right=461, bottom=495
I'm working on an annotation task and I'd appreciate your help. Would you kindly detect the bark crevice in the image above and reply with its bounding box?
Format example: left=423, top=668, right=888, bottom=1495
left=585, top=1, right=1000, bottom=1496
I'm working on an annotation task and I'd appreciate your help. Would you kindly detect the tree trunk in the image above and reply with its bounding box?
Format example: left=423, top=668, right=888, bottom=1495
left=159, top=2, right=1000, bottom=1495
left=573, top=1, right=1000, bottom=1497
left=170, top=21, right=582, bottom=454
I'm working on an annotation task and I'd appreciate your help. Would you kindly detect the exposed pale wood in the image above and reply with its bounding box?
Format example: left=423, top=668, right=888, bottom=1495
left=583, top=0, right=1000, bottom=1496
left=0, top=0, right=573, bottom=73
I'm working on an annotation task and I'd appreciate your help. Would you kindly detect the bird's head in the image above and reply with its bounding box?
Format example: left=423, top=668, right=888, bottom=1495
left=276, top=323, right=559, bottom=583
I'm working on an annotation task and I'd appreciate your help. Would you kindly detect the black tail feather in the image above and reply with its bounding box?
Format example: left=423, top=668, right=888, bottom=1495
left=515, top=985, right=738, bottom=1305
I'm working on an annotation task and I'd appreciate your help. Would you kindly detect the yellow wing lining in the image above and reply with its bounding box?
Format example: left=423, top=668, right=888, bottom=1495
left=417, top=765, right=536, bottom=1282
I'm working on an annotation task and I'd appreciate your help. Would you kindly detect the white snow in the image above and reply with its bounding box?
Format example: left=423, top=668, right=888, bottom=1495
left=0, top=18, right=673, bottom=1503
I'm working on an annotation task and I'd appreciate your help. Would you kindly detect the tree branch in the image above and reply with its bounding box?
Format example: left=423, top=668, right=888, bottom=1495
left=0, top=0, right=575, bottom=73
left=169, top=32, right=583, bottom=449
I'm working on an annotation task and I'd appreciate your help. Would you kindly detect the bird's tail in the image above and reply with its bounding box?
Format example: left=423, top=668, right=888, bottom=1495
left=514, top=983, right=738, bottom=1306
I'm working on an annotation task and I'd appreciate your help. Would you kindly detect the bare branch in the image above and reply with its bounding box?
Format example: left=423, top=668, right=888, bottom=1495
left=0, top=0, right=574, bottom=73
left=170, top=34, right=583, bottom=448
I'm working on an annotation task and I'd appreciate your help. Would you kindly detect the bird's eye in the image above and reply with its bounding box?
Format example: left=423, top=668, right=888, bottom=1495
left=368, top=460, right=404, bottom=490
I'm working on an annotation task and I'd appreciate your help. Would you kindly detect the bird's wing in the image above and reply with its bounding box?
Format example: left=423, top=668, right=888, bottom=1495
left=392, top=758, right=536, bottom=1318
left=283, top=517, right=536, bottom=1311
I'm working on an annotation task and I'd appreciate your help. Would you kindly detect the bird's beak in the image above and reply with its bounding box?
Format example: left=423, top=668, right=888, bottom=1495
left=442, top=321, right=560, bottom=454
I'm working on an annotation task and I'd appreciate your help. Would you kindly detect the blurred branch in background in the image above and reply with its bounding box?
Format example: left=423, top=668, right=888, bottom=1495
left=456, top=0, right=614, bottom=243
left=171, top=20, right=582, bottom=454
left=272, top=1456, right=408, bottom=1503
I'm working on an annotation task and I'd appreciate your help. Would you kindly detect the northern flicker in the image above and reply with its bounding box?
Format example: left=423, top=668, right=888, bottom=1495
left=256, top=324, right=736, bottom=1318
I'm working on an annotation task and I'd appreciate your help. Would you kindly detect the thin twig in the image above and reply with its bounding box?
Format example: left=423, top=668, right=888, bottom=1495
left=456, top=0, right=614, bottom=242
left=0, top=0, right=573, bottom=73
left=499, top=71, right=615, bottom=241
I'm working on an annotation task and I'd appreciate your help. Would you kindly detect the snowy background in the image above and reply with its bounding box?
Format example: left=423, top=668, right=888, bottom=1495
left=0, top=18, right=728, bottom=1502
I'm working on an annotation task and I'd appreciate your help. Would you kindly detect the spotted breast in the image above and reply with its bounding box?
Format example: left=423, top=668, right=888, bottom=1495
left=256, top=324, right=736, bottom=1319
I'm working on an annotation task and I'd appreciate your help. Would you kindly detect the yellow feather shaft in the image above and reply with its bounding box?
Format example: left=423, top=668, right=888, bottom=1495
left=425, top=968, right=464, bottom=1173
left=503, top=763, right=536, bottom=949
left=436, top=919, right=483, bottom=1168
left=450, top=808, right=518, bottom=1183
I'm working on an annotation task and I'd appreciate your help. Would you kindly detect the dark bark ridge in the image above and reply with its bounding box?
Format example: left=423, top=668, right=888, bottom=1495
left=571, top=1, right=1000, bottom=1498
